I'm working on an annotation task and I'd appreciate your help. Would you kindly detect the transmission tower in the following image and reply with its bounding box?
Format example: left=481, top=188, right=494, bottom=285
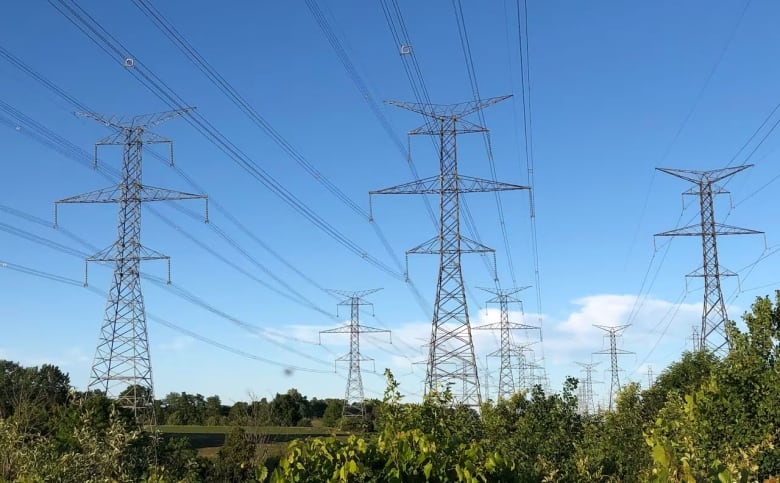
left=647, top=365, right=655, bottom=388
left=575, top=361, right=600, bottom=415
left=474, top=286, right=537, bottom=400
left=687, top=325, right=701, bottom=352
left=515, top=344, right=540, bottom=392
left=593, top=324, right=633, bottom=411
left=319, top=289, right=390, bottom=421
left=55, top=109, right=207, bottom=418
left=369, top=96, right=529, bottom=407
left=656, top=166, right=761, bottom=355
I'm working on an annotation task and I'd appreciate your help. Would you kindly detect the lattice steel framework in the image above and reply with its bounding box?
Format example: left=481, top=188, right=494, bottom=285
left=370, top=96, right=529, bottom=407
left=575, top=361, right=599, bottom=415
left=319, top=289, right=390, bottom=421
left=593, top=325, right=633, bottom=411
left=656, top=166, right=761, bottom=354
left=474, top=286, right=536, bottom=400
left=55, top=109, right=207, bottom=418
left=647, top=365, right=655, bottom=389
left=688, top=326, right=701, bottom=352
left=512, top=344, right=540, bottom=393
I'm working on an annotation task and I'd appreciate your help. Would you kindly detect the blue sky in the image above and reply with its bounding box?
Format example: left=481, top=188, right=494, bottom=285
left=1, top=0, right=780, bottom=407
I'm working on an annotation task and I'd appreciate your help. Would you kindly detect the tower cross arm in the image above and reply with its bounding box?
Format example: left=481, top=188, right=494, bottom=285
left=386, top=95, right=512, bottom=119
left=655, top=223, right=763, bottom=237
left=370, top=175, right=528, bottom=196
left=657, top=165, right=753, bottom=184
left=593, top=348, right=635, bottom=355
left=76, top=107, right=195, bottom=130
left=56, top=185, right=205, bottom=204
left=328, top=288, right=382, bottom=300
left=406, top=234, right=495, bottom=255
left=474, top=321, right=538, bottom=331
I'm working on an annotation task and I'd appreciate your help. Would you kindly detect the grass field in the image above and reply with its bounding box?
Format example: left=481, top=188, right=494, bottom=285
left=157, top=425, right=341, bottom=435
left=157, top=425, right=349, bottom=457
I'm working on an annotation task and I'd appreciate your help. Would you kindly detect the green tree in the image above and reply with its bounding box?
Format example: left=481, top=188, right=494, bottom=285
left=321, top=399, right=343, bottom=427
left=646, top=292, right=780, bottom=481
left=481, top=378, right=583, bottom=481
left=576, top=383, right=652, bottom=480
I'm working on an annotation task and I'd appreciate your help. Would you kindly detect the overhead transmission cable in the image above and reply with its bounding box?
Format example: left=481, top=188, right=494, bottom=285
left=625, top=0, right=752, bottom=262
left=2, top=87, right=420, bottom=363
left=48, top=0, right=403, bottom=281
left=126, top=0, right=432, bottom=324
left=0, top=98, right=335, bottom=318
left=451, top=0, right=519, bottom=288
left=0, top=215, right=336, bottom=366
left=377, top=0, right=497, bottom=287
left=0, top=259, right=335, bottom=374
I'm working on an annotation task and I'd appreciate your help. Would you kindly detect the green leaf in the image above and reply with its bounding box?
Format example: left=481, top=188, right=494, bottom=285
left=423, top=462, right=432, bottom=479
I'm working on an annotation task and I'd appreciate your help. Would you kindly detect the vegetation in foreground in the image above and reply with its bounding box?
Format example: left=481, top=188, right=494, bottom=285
left=2, top=292, right=780, bottom=481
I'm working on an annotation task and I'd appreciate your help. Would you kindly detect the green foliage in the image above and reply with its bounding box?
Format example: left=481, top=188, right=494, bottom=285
left=270, top=388, right=311, bottom=426
left=6, top=290, right=780, bottom=481
left=481, top=377, right=583, bottom=481
left=271, top=370, right=515, bottom=482
left=321, top=398, right=344, bottom=427
left=645, top=292, right=780, bottom=481
left=209, top=427, right=262, bottom=482
left=576, top=383, right=652, bottom=481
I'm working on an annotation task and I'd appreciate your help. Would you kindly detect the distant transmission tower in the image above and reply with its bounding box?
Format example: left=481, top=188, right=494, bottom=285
left=647, top=365, right=655, bottom=388
left=474, top=286, right=536, bottom=400
left=55, top=109, right=207, bottom=417
left=575, top=361, right=599, bottom=415
left=515, top=344, right=540, bottom=392
left=687, top=325, right=701, bottom=352
left=319, top=289, right=390, bottom=422
left=370, top=96, right=529, bottom=407
left=593, top=325, right=633, bottom=411
left=656, top=166, right=761, bottom=354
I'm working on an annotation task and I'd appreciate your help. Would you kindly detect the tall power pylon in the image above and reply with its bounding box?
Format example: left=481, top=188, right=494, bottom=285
left=319, top=289, right=390, bottom=421
left=656, top=166, right=761, bottom=354
left=594, top=324, right=633, bottom=411
left=575, top=361, right=600, bottom=415
left=55, top=109, right=207, bottom=417
left=474, top=286, right=536, bottom=400
left=370, top=96, right=529, bottom=407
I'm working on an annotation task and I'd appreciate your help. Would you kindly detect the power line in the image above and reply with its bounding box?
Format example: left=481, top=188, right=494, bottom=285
left=49, top=0, right=404, bottom=281
left=451, top=0, right=519, bottom=287
left=0, top=259, right=336, bottom=374
left=376, top=0, right=497, bottom=285
left=0, top=97, right=338, bottom=319
left=125, top=0, right=437, bottom=322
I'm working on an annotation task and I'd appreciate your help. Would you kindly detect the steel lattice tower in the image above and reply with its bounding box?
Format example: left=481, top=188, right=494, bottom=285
left=319, top=289, right=390, bottom=421
left=656, top=166, right=761, bottom=354
left=515, top=344, right=540, bottom=392
left=687, top=326, right=701, bottom=352
left=55, top=109, right=207, bottom=417
left=370, top=96, right=529, bottom=407
left=647, top=365, right=655, bottom=388
left=593, top=325, right=633, bottom=411
left=575, top=361, right=599, bottom=415
left=474, top=286, right=536, bottom=400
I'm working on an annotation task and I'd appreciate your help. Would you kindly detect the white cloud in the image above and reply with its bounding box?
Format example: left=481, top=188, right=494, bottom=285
left=158, top=336, right=194, bottom=352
